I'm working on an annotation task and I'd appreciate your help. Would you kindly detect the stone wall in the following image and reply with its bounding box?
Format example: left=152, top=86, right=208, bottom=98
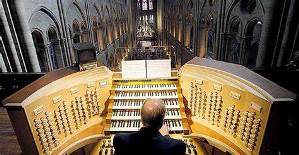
left=0, top=0, right=131, bottom=72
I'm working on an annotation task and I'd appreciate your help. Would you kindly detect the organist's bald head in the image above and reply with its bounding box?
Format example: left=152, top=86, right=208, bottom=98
left=141, top=99, right=166, bottom=129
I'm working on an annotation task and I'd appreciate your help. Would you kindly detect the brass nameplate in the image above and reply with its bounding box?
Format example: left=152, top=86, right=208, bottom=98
left=213, top=84, right=222, bottom=91
left=229, top=92, right=241, bottom=100
left=33, top=106, right=44, bottom=116
left=70, top=88, right=79, bottom=94
left=251, top=102, right=262, bottom=113
left=52, top=95, right=62, bottom=104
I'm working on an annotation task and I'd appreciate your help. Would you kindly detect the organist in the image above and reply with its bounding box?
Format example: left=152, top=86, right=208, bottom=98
left=113, top=98, right=186, bottom=155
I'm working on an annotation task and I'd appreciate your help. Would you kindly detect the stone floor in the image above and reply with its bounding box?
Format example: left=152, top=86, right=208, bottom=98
left=0, top=107, right=21, bottom=155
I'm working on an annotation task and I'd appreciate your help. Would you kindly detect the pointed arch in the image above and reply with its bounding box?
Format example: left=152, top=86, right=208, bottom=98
left=106, top=6, right=112, bottom=21
left=94, top=4, right=102, bottom=21
left=47, top=26, right=64, bottom=69
left=81, top=20, right=89, bottom=43
left=206, top=12, right=217, bottom=59
left=29, top=6, right=61, bottom=38
left=244, top=18, right=263, bottom=68
left=32, top=29, right=49, bottom=72
left=227, top=16, right=242, bottom=64
left=72, top=19, right=81, bottom=43
left=225, top=0, right=240, bottom=32
left=73, top=1, right=86, bottom=20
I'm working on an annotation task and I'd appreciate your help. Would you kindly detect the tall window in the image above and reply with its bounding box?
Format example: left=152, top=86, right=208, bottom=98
left=142, top=0, right=148, bottom=10
left=149, top=0, right=153, bottom=10
left=149, top=15, right=154, bottom=23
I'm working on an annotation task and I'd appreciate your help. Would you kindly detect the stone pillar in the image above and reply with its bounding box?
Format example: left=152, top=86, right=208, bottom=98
left=98, top=28, right=104, bottom=50
left=15, top=0, right=41, bottom=72
left=181, top=20, right=186, bottom=46
left=185, top=24, right=191, bottom=47
left=59, top=39, right=66, bottom=67
left=119, top=22, right=122, bottom=36
left=58, top=0, right=71, bottom=65
left=222, top=33, right=231, bottom=61
left=239, top=37, right=247, bottom=65
left=114, top=23, right=119, bottom=39
left=0, top=36, right=12, bottom=71
left=0, top=52, right=7, bottom=72
left=215, top=0, right=226, bottom=60
left=157, top=0, right=164, bottom=43
left=127, top=0, right=137, bottom=47
left=175, top=21, right=179, bottom=40
left=197, top=24, right=207, bottom=58
left=255, top=1, right=276, bottom=68
left=46, top=42, right=54, bottom=71
left=178, top=21, right=183, bottom=42
left=0, top=1, right=22, bottom=72
left=276, top=0, right=298, bottom=67
left=157, top=0, right=163, bottom=32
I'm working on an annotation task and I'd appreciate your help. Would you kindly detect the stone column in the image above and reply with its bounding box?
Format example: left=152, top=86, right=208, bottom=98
left=178, top=21, right=183, bottom=42
left=255, top=0, right=276, bottom=68
left=239, top=37, right=246, bottom=65
left=127, top=0, right=137, bottom=47
left=175, top=21, right=179, bottom=40
left=185, top=24, right=191, bottom=47
left=197, top=24, right=207, bottom=58
left=0, top=36, right=12, bottom=71
left=0, top=1, right=22, bottom=72
left=46, top=42, right=54, bottom=71
left=157, top=0, right=164, bottom=43
left=222, top=33, right=231, bottom=61
left=0, top=52, right=8, bottom=72
left=181, top=7, right=186, bottom=47
left=119, top=22, right=122, bottom=36
left=114, top=23, right=118, bottom=39
left=58, top=0, right=71, bottom=65
left=15, top=0, right=41, bottom=72
left=215, top=0, right=226, bottom=60
left=59, top=39, right=66, bottom=67
left=276, top=0, right=298, bottom=67
left=193, top=0, right=202, bottom=57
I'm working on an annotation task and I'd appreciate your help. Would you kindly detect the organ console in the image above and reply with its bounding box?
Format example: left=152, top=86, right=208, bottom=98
left=104, top=78, right=189, bottom=135
left=3, top=57, right=296, bottom=155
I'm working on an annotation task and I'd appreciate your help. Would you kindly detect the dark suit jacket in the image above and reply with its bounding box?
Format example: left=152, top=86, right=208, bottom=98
left=113, top=127, right=186, bottom=155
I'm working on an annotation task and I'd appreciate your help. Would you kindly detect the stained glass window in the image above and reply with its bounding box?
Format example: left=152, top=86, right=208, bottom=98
left=149, top=15, right=154, bottom=23
left=142, top=0, right=148, bottom=10
left=149, top=0, right=153, bottom=10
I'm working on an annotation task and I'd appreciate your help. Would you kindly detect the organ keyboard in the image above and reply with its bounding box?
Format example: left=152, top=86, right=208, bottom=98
left=112, top=99, right=180, bottom=109
left=3, top=57, right=296, bottom=155
left=115, top=83, right=177, bottom=91
left=111, top=109, right=181, bottom=120
left=105, top=79, right=189, bottom=134
left=113, top=91, right=178, bottom=99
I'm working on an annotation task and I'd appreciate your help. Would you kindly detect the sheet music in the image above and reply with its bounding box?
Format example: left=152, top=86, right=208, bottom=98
left=122, top=60, right=146, bottom=79
left=146, top=59, right=171, bottom=78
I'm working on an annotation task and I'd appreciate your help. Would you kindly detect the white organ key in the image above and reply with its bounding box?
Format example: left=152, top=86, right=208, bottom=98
left=113, top=99, right=180, bottom=111
left=111, top=81, right=185, bottom=133
left=115, top=83, right=177, bottom=91
left=114, top=91, right=178, bottom=99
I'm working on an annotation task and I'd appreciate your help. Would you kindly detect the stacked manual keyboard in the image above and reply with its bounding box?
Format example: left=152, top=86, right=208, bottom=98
left=105, top=79, right=189, bottom=134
